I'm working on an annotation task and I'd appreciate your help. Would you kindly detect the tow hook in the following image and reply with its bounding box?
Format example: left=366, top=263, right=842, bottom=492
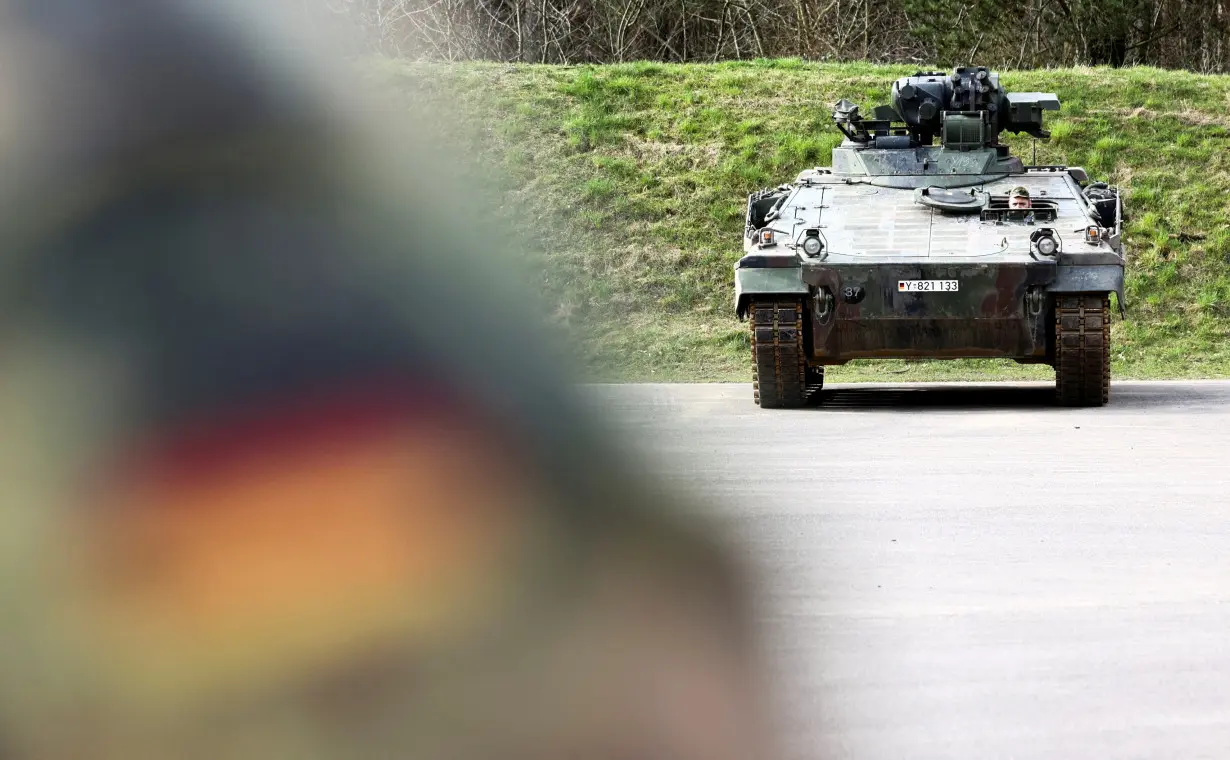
left=1025, top=286, right=1044, bottom=316
left=813, top=288, right=835, bottom=324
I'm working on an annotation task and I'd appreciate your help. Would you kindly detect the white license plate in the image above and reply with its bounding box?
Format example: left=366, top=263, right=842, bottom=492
left=898, top=279, right=959, bottom=292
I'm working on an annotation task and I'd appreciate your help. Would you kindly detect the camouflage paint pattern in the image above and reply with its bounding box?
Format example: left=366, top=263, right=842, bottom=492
left=801, top=262, right=1053, bottom=361
left=737, top=150, right=1125, bottom=364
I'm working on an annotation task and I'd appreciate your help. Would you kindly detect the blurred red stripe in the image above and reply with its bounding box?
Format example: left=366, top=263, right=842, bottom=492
left=103, top=378, right=488, bottom=495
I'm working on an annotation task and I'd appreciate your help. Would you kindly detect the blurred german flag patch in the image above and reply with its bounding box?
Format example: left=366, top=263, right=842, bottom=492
left=73, top=379, right=533, bottom=696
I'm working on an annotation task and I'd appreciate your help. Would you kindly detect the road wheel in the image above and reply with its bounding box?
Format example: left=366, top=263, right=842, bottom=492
left=1054, top=293, right=1111, bottom=407
left=750, top=299, right=807, bottom=409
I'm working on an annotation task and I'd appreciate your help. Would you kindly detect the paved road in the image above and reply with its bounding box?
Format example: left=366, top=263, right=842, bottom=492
left=588, top=381, right=1230, bottom=760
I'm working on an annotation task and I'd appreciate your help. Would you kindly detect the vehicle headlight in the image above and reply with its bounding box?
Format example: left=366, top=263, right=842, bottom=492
left=802, top=236, right=823, bottom=256
left=1030, top=228, right=1060, bottom=257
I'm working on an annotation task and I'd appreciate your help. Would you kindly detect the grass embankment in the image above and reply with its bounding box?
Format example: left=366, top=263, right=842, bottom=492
left=376, top=60, right=1230, bottom=382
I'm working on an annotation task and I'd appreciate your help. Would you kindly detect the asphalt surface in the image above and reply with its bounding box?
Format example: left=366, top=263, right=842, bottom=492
left=589, top=381, right=1230, bottom=760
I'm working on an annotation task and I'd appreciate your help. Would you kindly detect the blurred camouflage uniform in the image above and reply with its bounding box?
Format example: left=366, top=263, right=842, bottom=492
left=0, top=1, right=772, bottom=758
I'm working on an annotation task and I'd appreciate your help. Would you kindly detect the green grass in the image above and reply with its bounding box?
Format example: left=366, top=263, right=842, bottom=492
left=371, top=59, right=1230, bottom=382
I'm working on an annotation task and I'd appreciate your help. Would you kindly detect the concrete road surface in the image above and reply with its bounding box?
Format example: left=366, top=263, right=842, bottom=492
left=588, top=381, right=1230, bottom=760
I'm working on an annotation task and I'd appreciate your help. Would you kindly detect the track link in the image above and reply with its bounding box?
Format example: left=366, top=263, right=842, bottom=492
left=1054, top=293, right=1111, bottom=407
left=750, top=299, right=809, bottom=408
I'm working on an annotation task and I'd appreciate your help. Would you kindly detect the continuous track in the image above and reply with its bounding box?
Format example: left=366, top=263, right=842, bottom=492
left=1054, top=293, right=1111, bottom=407
left=750, top=299, right=819, bottom=408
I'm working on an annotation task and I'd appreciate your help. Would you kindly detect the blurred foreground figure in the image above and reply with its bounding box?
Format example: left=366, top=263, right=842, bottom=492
left=0, top=1, right=771, bottom=758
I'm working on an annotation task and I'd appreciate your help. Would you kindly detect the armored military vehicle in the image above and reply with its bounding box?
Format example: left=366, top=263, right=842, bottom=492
left=735, top=66, right=1126, bottom=407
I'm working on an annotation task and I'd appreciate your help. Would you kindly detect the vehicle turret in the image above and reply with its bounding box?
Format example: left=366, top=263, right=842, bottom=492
left=832, top=65, right=1060, bottom=150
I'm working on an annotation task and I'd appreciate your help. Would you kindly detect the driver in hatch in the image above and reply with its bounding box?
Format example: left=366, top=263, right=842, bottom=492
left=1009, top=186, right=1032, bottom=209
